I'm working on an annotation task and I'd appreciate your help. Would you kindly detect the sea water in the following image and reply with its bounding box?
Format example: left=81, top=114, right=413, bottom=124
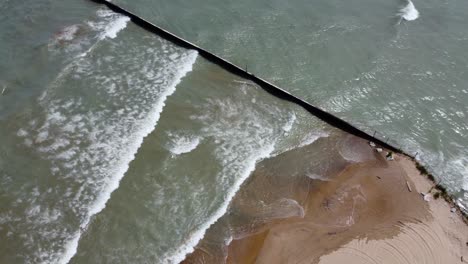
left=113, top=0, right=468, bottom=213
left=1, top=0, right=467, bottom=263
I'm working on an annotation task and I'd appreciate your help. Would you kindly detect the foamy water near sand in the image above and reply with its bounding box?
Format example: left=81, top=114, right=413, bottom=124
left=112, top=0, right=468, bottom=213
left=1, top=0, right=468, bottom=263
left=185, top=137, right=468, bottom=263
left=320, top=156, right=468, bottom=264
left=399, top=0, right=419, bottom=22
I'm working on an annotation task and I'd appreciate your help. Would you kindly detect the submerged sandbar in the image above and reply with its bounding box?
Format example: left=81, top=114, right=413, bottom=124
left=183, top=134, right=468, bottom=263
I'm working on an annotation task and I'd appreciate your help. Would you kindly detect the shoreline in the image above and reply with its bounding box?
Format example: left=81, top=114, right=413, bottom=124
left=408, top=156, right=468, bottom=225
left=318, top=154, right=468, bottom=263
left=183, top=138, right=468, bottom=263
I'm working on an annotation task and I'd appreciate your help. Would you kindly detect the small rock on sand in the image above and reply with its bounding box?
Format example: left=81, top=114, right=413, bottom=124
left=421, top=193, right=431, bottom=202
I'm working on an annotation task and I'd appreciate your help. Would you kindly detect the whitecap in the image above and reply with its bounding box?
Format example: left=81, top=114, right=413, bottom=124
left=17, top=129, right=28, bottom=137
left=298, top=131, right=329, bottom=148
left=167, top=134, right=201, bottom=155
left=58, top=50, right=198, bottom=264
left=453, top=158, right=468, bottom=190
left=54, top=25, right=80, bottom=42
left=161, top=144, right=275, bottom=264
left=399, top=0, right=419, bottom=22
left=101, top=16, right=130, bottom=39
left=17, top=32, right=198, bottom=263
left=282, top=112, right=296, bottom=132
left=160, top=89, right=292, bottom=263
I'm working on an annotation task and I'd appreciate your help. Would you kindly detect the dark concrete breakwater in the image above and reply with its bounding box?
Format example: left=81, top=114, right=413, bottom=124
left=89, top=0, right=403, bottom=155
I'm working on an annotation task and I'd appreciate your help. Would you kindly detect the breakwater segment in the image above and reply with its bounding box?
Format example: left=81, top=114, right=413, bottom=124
left=89, top=0, right=403, bottom=154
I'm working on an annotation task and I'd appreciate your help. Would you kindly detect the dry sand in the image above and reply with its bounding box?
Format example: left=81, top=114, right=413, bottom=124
left=226, top=155, right=468, bottom=263
left=319, top=155, right=468, bottom=264
left=184, top=140, right=468, bottom=264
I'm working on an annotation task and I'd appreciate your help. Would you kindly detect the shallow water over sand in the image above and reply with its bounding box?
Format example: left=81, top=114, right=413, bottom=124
left=113, top=0, right=468, bottom=208
left=183, top=135, right=431, bottom=263
left=1, top=0, right=467, bottom=262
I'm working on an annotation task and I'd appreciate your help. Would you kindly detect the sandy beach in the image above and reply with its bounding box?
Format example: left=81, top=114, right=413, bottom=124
left=184, top=137, right=468, bottom=264
left=318, top=155, right=468, bottom=264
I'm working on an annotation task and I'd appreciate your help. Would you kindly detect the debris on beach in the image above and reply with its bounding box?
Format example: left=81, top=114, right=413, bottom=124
left=386, top=151, right=394, bottom=161
left=424, top=193, right=432, bottom=202
left=369, top=141, right=376, bottom=147
left=421, top=192, right=431, bottom=202
left=376, top=148, right=383, bottom=153
left=406, top=181, right=412, bottom=192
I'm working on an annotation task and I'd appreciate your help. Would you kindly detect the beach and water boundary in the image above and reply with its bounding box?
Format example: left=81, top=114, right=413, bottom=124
left=87, top=0, right=465, bottom=219
left=89, top=0, right=402, bottom=153
left=1, top=1, right=467, bottom=263
left=188, top=139, right=468, bottom=263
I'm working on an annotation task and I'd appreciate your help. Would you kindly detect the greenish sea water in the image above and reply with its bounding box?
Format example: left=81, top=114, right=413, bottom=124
left=0, top=0, right=467, bottom=262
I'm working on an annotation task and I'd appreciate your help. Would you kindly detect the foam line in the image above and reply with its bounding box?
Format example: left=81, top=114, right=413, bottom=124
left=399, top=0, right=419, bottom=22
left=58, top=51, right=198, bottom=264
left=88, top=0, right=404, bottom=155
left=161, top=144, right=274, bottom=264
left=101, top=16, right=130, bottom=39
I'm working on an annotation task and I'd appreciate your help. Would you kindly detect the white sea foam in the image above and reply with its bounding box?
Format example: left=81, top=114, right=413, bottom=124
left=101, top=16, right=130, bottom=39
left=73, top=11, right=129, bottom=57
left=282, top=112, right=296, bottom=132
left=167, top=133, right=201, bottom=155
left=17, top=128, right=28, bottom=137
left=47, top=10, right=131, bottom=101
left=161, top=88, right=292, bottom=263
left=49, top=9, right=129, bottom=56
left=161, top=144, right=275, bottom=264
left=394, top=140, right=468, bottom=214
left=58, top=51, right=198, bottom=264
left=399, top=0, right=419, bottom=22
left=18, top=24, right=199, bottom=263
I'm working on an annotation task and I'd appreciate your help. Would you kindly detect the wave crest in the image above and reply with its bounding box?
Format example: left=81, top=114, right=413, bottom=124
left=399, top=0, right=419, bottom=22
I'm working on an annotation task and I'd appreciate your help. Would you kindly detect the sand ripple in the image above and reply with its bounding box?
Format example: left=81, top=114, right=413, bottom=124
left=319, top=220, right=452, bottom=264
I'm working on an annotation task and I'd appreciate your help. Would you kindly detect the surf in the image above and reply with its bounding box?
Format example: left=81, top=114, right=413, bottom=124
left=398, top=0, right=420, bottom=23
left=57, top=50, right=198, bottom=264
left=16, top=11, right=199, bottom=262
left=161, top=144, right=275, bottom=264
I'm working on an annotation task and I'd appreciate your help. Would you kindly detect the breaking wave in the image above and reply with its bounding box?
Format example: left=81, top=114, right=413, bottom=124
left=160, top=86, right=295, bottom=263
left=399, top=0, right=419, bottom=22
left=167, top=133, right=201, bottom=155
left=16, top=17, right=198, bottom=263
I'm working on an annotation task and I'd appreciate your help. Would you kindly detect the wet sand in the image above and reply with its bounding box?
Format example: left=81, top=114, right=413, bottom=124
left=184, top=138, right=468, bottom=263
left=226, top=155, right=468, bottom=263
left=319, top=155, right=468, bottom=264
